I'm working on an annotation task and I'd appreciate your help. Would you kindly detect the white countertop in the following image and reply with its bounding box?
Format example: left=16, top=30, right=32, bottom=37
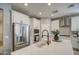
left=11, top=39, right=74, bottom=55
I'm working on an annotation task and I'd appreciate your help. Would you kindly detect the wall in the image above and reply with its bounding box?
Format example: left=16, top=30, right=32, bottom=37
left=41, top=19, right=51, bottom=32
left=33, top=18, right=40, bottom=29
left=0, top=11, right=3, bottom=42
left=51, top=20, right=59, bottom=31
left=0, top=4, right=12, bottom=54
left=40, top=18, right=51, bottom=40
left=32, top=18, right=41, bottom=42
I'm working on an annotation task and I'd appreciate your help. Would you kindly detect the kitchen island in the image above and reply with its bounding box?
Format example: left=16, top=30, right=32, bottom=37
left=11, top=39, right=73, bottom=55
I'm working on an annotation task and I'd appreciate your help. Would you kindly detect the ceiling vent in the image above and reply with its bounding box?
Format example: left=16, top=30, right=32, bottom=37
left=52, top=10, right=58, bottom=14
left=68, top=4, right=75, bottom=8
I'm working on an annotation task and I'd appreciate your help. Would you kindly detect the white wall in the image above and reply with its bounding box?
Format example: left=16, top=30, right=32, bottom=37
left=0, top=11, right=3, bottom=42
left=0, top=4, right=12, bottom=54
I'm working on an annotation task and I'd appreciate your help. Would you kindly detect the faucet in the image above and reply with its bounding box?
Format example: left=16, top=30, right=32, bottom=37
left=42, top=29, right=50, bottom=45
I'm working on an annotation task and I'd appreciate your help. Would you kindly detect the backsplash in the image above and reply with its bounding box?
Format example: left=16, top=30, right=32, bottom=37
left=59, top=17, right=71, bottom=36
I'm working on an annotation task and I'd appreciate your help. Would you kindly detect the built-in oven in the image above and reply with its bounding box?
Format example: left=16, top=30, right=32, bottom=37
left=34, top=29, right=39, bottom=43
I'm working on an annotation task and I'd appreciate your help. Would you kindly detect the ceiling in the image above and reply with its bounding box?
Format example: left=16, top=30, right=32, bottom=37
left=11, top=3, right=79, bottom=19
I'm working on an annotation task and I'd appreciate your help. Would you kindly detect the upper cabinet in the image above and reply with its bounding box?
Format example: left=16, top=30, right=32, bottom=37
left=59, top=17, right=71, bottom=27
left=12, top=10, right=31, bottom=25
left=71, top=16, right=79, bottom=31
left=59, top=18, right=65, bottom=27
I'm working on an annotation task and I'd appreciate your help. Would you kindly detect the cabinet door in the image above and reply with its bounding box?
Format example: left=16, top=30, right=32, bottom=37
left=60, top=17, right=71, bottom=27
left=66, top=17, right=71, bottom=26
left=60, top=18, right=65, bottom=27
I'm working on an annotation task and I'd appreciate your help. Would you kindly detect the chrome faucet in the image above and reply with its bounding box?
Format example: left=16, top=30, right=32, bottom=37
left=42, top=29, right=50, bottom=45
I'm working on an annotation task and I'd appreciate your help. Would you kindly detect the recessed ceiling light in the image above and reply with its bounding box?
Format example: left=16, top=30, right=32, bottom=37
left=48, top=3, right=51, bottom=6
left=39, top=12, right=42, bottom=15
left=51, top=14, right=54, bottom=16
left=25, top=3, right=28, bottom=6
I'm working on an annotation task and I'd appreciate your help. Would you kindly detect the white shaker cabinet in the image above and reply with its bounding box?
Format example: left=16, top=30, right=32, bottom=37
left=60, top=17, right=71, bottom=27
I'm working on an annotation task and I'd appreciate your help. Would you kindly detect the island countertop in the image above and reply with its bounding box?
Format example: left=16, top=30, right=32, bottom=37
left=11, top=39, right=74, bottom=55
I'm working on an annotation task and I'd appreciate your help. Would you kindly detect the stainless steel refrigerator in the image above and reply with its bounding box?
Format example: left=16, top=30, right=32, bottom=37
left=13, top=22, right=30, bottom=51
